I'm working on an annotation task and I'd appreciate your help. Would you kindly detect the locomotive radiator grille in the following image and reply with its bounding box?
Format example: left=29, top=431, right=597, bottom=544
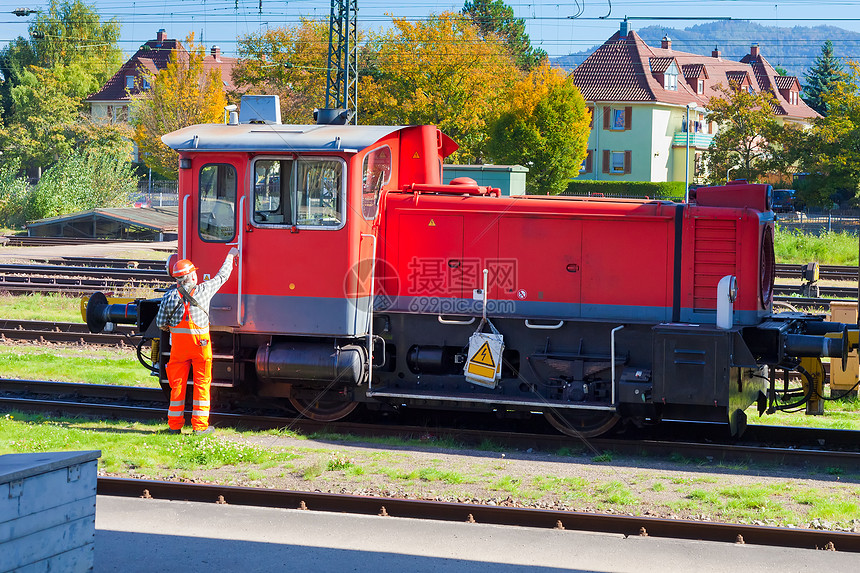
left=692, top=219, right=737, bottom=308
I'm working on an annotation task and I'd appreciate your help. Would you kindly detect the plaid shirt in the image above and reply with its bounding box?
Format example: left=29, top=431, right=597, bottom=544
left=156, top=255, right=234, bottom=330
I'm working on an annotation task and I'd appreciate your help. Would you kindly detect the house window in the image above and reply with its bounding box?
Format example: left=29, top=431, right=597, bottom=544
left=663, top=63, right=678, bottom=91
left=580, top=150, right=593, bottom=174
left=602, top=150, right=631, bottom=174
left=790, top=91, right=798, bottom=105
left=697, top=79, right=704, bottom=94
left=612, top=109, right=626, bottom=130
left=611, top=152, right=626, bottom=173
left=141, top=77, right=150, bottom=90
left=125, top=75, right=134, bottom=90
left=747, top=85, right=755, bottom=95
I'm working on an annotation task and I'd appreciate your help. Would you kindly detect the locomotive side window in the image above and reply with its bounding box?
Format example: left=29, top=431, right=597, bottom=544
left=198, top=164, right=237, bottom=242
left=295, top=158, right=344, bottom=228
left=253, top=159, right=293, bottom=225
left=362, top=146, right=391, bottom=220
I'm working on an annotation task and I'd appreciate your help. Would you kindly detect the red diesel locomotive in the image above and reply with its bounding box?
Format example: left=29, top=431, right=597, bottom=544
left=87, top=96, right=851, bottom=437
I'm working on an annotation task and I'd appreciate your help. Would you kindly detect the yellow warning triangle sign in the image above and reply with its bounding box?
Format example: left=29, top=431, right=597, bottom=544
left=470, top=342, right=496, bottom=368
left=413, top=152, right=420, bottom=159
left=428, top=219, right=436, bottom=227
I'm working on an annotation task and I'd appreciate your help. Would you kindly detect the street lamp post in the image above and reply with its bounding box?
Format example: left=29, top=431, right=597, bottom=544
left=684, top=102, right=697, bottom=203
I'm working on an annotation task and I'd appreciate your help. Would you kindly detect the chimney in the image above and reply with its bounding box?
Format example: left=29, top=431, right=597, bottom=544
left=156, top=29, right=166, bottom=42
left=750, top=43, right=760, bottom=58
left=620, top=18, right=630, bottom=37
left=712, top=46, right=721, bottom=59
left=211, top=46, right=221, bottom=61
left=661, top=36, right=672, bottom=50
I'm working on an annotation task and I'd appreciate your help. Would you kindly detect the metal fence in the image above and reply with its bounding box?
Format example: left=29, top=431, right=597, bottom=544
left=775, top=211, right=860, bottom=236
left=134, top=180, right=178, bottom=207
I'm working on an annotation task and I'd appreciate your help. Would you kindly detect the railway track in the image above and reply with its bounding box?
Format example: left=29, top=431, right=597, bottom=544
left=1, top=378, right=857, bottom=470
left=1, top=236, right=170, bottom=248
left=776, top=263, right=859, bottom=282
left=97, top=477, right=860, bottom=552
left=0, top=262, right=171, bottom=295
left=0, top=319, right=137, bottom=345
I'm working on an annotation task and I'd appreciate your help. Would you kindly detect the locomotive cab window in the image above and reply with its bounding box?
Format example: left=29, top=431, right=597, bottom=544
left=295, top=158, right=344, bottom=228
left=253, top=159, right=293, bottom=225
left=362, top=146, right=391, bottom=220
left=199, top=164, right=237, bottom=242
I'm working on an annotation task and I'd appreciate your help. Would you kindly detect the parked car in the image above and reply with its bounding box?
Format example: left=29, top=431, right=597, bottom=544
left=772, top=189, right=798, bottom=213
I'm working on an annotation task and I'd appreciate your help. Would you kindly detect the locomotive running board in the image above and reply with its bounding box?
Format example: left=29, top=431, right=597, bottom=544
left=365, top=389, right=616, bottom=411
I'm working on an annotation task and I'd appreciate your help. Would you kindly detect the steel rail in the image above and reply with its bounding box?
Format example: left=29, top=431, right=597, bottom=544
left=0, top=263, right=169, bottom=281
left=96, top=477, right=860, bottom=552
left=0, top=319, right=136, bottom=345
left=0, top=379, right=857, bottom=469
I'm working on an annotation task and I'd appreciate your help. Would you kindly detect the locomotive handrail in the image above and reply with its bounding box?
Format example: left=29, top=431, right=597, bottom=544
left=361, top=232, right=377, bottom=390
left=611, top=325, right=624, bottom=407
left=403, top=183, right=501, bottom=198
left=437, top=316, right=476, bottom=325
left=227, top=196, right=247, bottom=326
left=525, top=320, right=565, bottom=330
left=181, top=194, right=190, bottom=258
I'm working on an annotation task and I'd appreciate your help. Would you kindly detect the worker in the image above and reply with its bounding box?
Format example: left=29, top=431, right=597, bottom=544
left=156, top=247, right=239, bottom=434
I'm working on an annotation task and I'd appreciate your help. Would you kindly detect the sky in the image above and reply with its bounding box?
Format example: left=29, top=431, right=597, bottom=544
left=1, top=0, right=859, bottom=59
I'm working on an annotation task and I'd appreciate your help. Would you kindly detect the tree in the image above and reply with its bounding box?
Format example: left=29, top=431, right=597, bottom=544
left=131, top=35, right=228, bottom=178
left=232, top=19, right=332, bottom=124
left=0, top=0, right=123, bottom=117
left=0, top=65, right=131, bottom=177
left=803, top=40, right=846, bottom=116
left=361, top=13, right=521, bottom=163
left=795, top=61, right=860, bottom=206
left=462, top=0, right=546, bottom=71
left=487, top=63, right=589, bottom=195
left=704, top=83, right=790, bottom=185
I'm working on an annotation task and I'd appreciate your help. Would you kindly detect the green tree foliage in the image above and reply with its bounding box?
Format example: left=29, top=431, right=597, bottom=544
left=0, top=66, right=131, bottom=176
left=803, top=40, right=846, bottom=116
left=0, top=0, right=123, bottom=117
left=795, top=61, right=860, bottom=207
left=462, top=0, right=547, bottom=71
left=232, top=19, right=332, bottom=124
left=704, top=83, right=791, bottom=185
left=131, top=35, right=228, bottom=178
left=29, top=149, right=138, bottom=220
left=487, top=63, right=589, bottom=195
left=361, top=13, right=520, bottom=163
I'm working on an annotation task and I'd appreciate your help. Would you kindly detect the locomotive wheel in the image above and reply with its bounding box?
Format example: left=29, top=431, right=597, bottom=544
left=289, top=396, right=359, bottom=422
left=543, top=409, right=620, bottom=438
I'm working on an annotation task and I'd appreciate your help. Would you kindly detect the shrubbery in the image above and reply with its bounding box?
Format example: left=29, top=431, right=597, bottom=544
left=0, top=150, right=139, bottom=229
left=562, top=180, right=685, bottom=199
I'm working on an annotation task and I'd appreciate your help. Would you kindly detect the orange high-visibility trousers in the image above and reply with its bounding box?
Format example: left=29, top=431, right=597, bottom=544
left=165, top=308, right=212, bottom=431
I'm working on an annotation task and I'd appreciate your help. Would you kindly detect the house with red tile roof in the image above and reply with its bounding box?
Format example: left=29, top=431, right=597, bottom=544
left=571, top=22, right=818, bottom=184
left=86, top=29, right=237, bottom=160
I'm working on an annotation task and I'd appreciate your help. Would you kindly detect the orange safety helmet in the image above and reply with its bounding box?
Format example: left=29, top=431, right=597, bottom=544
left=171, top=258, right=197, bottom=278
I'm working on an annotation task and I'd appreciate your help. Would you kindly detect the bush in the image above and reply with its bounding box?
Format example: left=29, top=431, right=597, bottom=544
left=562, top=180, right=685, bottom=199
left=0, top=158, right=35, bottom=228
left=30, top=149, right=139, bottom=219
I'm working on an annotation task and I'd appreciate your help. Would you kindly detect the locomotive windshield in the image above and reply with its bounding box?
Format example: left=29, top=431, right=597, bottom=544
left=252, top=157, right=344, bottom=228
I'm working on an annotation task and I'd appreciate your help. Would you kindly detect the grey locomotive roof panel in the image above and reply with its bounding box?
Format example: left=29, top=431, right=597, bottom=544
left=162, top=123, right=406, bottom=153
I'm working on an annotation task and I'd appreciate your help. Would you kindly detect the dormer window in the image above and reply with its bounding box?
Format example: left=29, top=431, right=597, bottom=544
left=125, top=75, right=134, bottom=90
left=664, top=62, right=678, bottom=91
left=697, top=79, right=704, bottom=94
left=141, top=77, right=150, bottom=90
left=789, top=90, right=798, bottom=105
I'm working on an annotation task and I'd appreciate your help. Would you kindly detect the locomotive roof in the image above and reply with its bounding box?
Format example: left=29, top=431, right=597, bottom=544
left=161, top=123, right=406, bottom=154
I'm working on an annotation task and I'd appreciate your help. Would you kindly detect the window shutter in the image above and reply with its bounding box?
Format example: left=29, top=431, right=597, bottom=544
left=602, top=150, right=610, bottom=173
left=585, top=150, right=593, bottom=173
left=588, top=107, right=594, bottom=128
left=624, top=151, right=632, bottom=174
left=603, top=107, right=610, bottom=129
left=624, top=107, right=633, bottom=130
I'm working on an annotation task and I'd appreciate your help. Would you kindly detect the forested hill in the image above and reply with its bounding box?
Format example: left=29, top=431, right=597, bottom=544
left=553, top=21, right=860, bottom=79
